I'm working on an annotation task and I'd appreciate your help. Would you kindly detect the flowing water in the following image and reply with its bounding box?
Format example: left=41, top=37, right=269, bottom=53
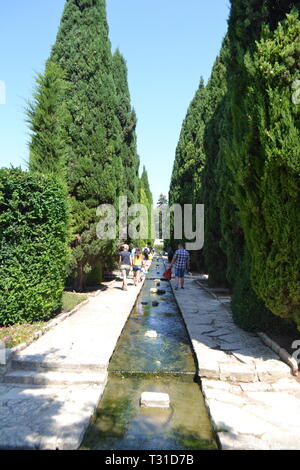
left=80, top=260, right=217, bottom=450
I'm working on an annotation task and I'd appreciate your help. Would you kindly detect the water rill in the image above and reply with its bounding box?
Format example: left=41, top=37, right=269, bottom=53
left=80, top=259, right=217, bottom=450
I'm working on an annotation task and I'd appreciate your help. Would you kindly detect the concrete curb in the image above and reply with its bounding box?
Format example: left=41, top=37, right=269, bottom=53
left=257, top=332, right=299, bottom=376
left=196, top=280, right=226, bottom=303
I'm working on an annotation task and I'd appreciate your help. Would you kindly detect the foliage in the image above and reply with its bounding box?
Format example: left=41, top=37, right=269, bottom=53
left=169, top=0, right=300, bottom=331
left=226, top=4, right=300, bottom=327
left=137, top=166, right=154, bottom=247
left=157, top=194, right=168, bottom=207
left=112, top=49, right=140, bottom=207
left=0, top=169, right=69, bottom=325
left=169, top=79, right=207, bottom=209
left=27, top=0, right=145, bottom=289
left=200, top=39, right=230, bottom=286
left=168, top=79, right=208, bottom=270
left=27, top=60, right=71, bottom=179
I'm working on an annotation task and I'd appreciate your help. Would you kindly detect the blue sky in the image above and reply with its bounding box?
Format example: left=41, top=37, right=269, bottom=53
left=0, top=0, right=230, bottom=204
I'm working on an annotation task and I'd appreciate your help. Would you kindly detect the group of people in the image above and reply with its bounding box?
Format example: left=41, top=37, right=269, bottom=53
left=118, top=242, right=190, bottom=292
left=118, top=244, right=154, bottom=291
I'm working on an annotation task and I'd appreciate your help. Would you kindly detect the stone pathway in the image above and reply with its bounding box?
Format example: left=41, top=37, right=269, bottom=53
left=171, top=276, right=300, bottom=450
left=0, top=276, right=144, bottom=450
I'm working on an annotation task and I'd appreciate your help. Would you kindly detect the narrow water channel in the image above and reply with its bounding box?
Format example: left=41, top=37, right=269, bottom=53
left=80, top=259, right=217, bottom=450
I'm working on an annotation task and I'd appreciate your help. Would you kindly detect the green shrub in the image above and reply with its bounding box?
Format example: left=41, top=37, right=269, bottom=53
left=0, top=168, right=69, bottom=325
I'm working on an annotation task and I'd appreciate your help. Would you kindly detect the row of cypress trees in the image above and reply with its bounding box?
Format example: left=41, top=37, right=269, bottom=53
left=169, top=0, right=300, bottom=331
left=27, top=0, right=153, bottom=290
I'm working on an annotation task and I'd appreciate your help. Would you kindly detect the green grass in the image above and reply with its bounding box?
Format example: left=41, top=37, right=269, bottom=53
left=0, top=292, right=88, bottom=349
left=62, top=292, right=88, bottom=312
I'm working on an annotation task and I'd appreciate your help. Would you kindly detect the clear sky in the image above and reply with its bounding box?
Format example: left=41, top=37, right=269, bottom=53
left=0, top=0, right=230, bottom=204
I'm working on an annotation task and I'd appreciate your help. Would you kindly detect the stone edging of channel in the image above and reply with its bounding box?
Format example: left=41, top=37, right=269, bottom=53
left=257, top=332, right=298, bottom=376
left=2, top=279, right=117, bottom=367
left=165, top=272, right=222, bottom=450
left=196, top=280, right=299, bottom=377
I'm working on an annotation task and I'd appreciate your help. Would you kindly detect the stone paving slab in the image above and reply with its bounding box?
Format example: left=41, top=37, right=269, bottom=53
left=171, top=278, right=291, bottom=382
left=0, top=275, right=145, bottom=449
left=0, top=382, right=105, bottom=450
left=10, top=280, right=144, bottom=372
left=170, top=276, right=300, bottom=450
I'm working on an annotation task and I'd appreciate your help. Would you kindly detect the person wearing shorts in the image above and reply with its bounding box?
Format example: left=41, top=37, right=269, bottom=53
left=118, top=244, right=133, bottom=291
left=132, top=248, right=144, bottom=286
left=171, top=243, right=190, bottom=290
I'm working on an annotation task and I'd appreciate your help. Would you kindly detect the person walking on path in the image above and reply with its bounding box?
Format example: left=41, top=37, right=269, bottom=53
left=167, top=246, right=174, bottom=264
left=143, top=244, right=150, bottom=260
left=171, top=243, right=190, bottom=290
left=143, top=244, right=151, bottom=272
left=118, top=244, right=133, bottom=291
left=132, top=248, right=145, bottom=286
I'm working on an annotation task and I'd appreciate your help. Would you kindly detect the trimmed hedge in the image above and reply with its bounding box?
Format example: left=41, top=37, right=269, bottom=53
left=0, top=168, right=69, bottom=325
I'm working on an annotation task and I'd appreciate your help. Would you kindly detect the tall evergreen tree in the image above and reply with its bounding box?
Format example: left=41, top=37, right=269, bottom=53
left=28, top=0, right=128, bottom=290
left=140, top=166, right=153, bottom=208
left=112, top=49, right=140, bottom=207
left=49, top=0, right=124, bottom=206
left=225, top=2, right=300, bottom=327
left=140, top=166, right=154, bottom=244
left=169, top=78, right=207, bottom=209
left=27, top=60, right=70, bottom=178
left=169, top=0, right=300, bottom=331
left=157, top=194, right=168, bottom=207
left=200, top=39, right=230, bottom=286
left=168, top=79, right=208, bottom=268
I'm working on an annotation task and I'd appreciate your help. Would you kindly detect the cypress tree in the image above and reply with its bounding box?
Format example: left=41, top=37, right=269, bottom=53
left=168, top=0, right=300, bottom=331
left=49, top=0, right=124, bottom=206
left=140, top=166, right=154, bottom=244
left=157, top=194, right=168, bottom=207
left=200, top=39, right=230, bottom=286
left=226, top=4, right=300, bottom=326
left=27, top=60, right=71, bottom=177
left=28, top=0, right=126, bottom=290
left=168, top=79, right=208, bottom=269
left=169, top=79, right=207, bottom=209
left=112, top=49, right=140, bottom=207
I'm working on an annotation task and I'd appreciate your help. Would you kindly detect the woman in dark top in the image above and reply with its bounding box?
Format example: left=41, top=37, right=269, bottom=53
left=118, top=244, right=133, bottom=291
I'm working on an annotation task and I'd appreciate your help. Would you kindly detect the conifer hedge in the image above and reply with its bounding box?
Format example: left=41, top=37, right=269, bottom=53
left=0, top=169, right=69, bottom=326
left=169, top=1, right=300, bottom=331
left=226, top=5, right=300, bottom=328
